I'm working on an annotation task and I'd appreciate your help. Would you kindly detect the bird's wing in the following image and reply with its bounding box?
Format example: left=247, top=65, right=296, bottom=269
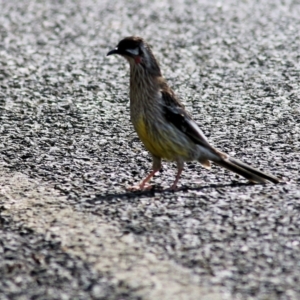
left=161, top=90, right=218, bottom=152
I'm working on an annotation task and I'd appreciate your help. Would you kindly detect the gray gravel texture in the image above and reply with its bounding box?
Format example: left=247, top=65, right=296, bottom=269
left=0, top=0, right=300, bottom=299
left=0, top=217, right=128, bottom=300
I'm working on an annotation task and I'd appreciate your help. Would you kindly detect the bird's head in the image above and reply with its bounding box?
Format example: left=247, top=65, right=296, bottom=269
left=107, top=36, right=161, bottom=76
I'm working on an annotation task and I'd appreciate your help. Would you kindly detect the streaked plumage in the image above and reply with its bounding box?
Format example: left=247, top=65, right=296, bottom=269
left=107, top=36, right=280, bottom=190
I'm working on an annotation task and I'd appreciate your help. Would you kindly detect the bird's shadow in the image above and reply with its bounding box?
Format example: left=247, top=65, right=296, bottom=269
left=91, top=181, right=282, bottom=203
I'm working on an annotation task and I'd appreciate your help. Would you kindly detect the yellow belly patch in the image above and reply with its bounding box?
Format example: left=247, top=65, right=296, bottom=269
left=134, top=117, right=189, bottom=160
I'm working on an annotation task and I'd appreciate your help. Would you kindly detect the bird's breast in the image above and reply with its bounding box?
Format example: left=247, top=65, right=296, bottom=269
left=132, top=114, right=192, bottom=160
left=133, top=116, right=163, bottom=157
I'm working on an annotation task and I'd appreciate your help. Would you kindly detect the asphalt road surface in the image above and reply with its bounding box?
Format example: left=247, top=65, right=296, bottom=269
left=0, top=0, right=299, bottom=299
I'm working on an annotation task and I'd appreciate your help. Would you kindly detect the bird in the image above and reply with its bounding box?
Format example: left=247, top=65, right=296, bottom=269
left=107, top=36, right=280, bottom=190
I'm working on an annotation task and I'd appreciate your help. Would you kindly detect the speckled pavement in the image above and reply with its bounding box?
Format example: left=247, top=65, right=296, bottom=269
left=0, top=0, right=299, bottom=299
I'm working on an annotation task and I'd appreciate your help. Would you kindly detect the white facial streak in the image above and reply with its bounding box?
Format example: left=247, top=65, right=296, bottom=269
left=126, top=48, right=139, bottom=56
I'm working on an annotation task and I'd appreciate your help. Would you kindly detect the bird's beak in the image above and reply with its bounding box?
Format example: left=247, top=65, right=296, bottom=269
left=107, top=48, right=119, bottom=56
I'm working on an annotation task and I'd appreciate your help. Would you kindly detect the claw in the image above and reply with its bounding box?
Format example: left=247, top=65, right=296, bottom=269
left=126, top=169, right=159, bottom=191
left=126, top=183, right=154, bottom=191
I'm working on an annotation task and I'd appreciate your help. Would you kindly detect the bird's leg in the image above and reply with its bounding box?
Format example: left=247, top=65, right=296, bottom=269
left=127, top=170, right=157, bottom=191
left=127, top=156, right=161, bottom=191
left=138, top=169, right=159, bottom=190
left=169, top=161, right=184, bottom=191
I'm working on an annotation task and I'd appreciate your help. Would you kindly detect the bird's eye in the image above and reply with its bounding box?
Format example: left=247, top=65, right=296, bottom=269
left=125, top=47, right=139, bottom=56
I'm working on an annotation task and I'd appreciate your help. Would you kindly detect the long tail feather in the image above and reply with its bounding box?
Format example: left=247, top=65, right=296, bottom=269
left=214, top=156, right=280, bottom=184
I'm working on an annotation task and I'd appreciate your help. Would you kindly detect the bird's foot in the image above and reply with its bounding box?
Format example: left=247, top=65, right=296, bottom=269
left=126, top=183, right=154, bottom=191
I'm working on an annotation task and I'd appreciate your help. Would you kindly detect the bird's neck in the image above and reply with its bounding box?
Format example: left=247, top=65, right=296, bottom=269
left=129, top=64, right=163, bottom=122
left=130, top=64, right=159, bottom=94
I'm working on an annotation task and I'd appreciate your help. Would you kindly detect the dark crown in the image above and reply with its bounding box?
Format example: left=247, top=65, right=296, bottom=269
left=117, top=36, right=144, bottom=52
